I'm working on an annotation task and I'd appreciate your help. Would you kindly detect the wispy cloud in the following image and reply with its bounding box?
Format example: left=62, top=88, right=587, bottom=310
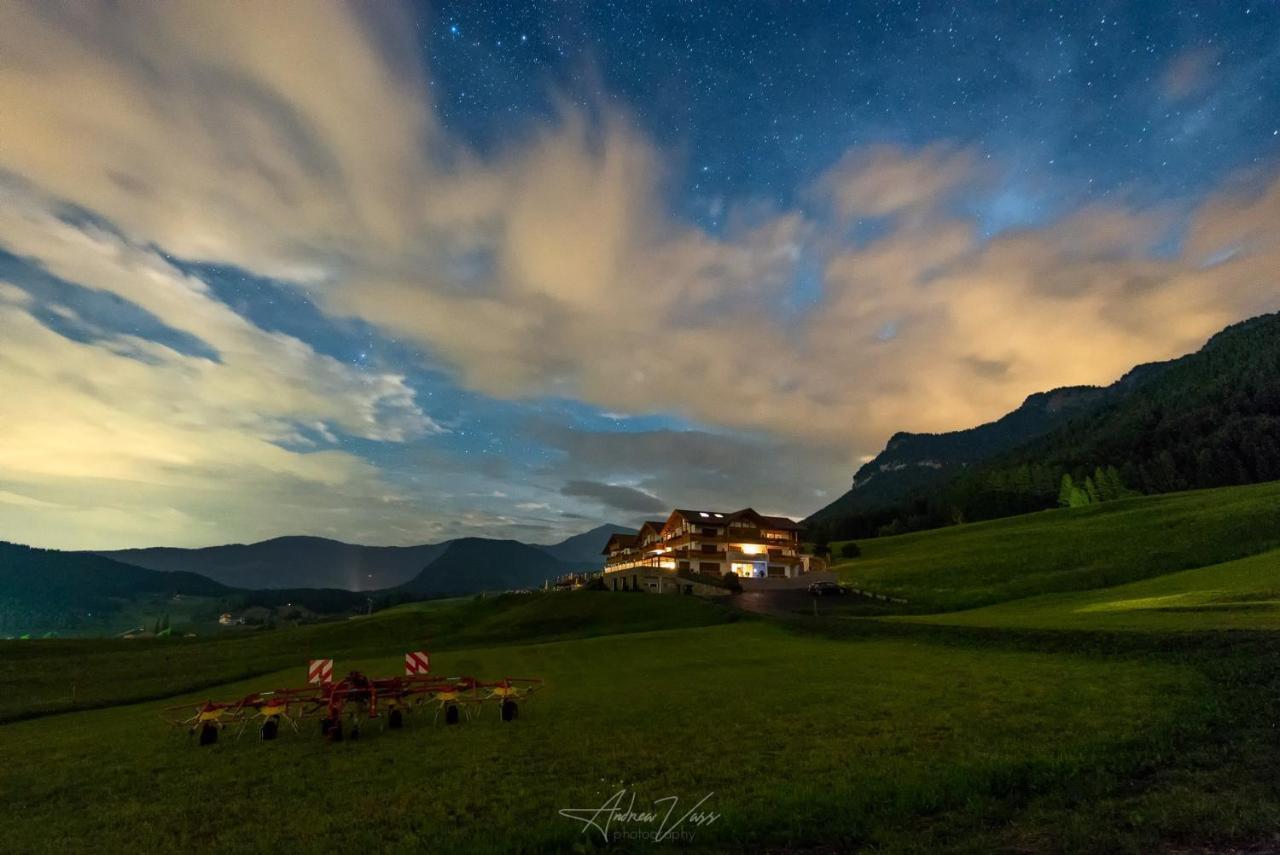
left=560, top=481, right=666, bottom=514
left=1, top=1, right=1278, bottom=546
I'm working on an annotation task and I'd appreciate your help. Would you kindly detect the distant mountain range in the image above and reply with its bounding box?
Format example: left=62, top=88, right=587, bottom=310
left=397, top=539, right=567, bottom=596
left=1, top=523, right=630, bottom=636
left=94, top=523, right=629, bottom=591
left=808, top=311, right=1280, bottom=538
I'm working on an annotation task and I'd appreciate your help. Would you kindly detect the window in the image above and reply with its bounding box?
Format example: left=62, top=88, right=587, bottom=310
left=699, top=561, right=721, bottom=573
left=701, top=527, right=719, bottom=536
left=701, top=543, right=718, bottom=553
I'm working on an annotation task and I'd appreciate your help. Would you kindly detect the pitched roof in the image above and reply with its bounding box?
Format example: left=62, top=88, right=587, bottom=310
left=671, top=509, right=729, bottom=523
left=601, top=532, right=638, bottom=554
left=670, top=507, right=802, bottom=530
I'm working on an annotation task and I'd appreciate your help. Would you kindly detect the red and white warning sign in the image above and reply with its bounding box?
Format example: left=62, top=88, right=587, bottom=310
left=308, top=658, right=334, bottom=685
left=404, top=650, right=431, bottom=676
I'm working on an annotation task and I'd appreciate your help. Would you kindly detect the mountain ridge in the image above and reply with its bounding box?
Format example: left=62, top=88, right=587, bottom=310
left=92, top=523, right=627, bottom=591
left=396, top=538, right=567, bottom=596
left=807, top=311, right=1280, bottom=538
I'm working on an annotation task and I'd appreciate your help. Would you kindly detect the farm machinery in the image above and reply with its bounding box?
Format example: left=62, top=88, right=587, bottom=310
left=161, top=651, right=542, bottom=745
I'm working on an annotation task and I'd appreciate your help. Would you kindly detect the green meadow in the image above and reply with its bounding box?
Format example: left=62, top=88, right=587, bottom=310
left=0, top=592, right=733, bottom=723
left=0, top=618, right=1237, bottom=853
left=901, top=547, right=1280, bottom=632
left=828, top=479, right=1280, bottom=611
left=5, top=481, right=1280, bottom=852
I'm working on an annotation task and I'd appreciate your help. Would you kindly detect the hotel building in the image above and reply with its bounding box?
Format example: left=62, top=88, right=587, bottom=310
left=601, top=507, right=821, bottom=592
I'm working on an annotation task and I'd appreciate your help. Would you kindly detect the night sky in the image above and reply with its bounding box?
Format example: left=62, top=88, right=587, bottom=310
left=1, top=1, right=1277, bottom=549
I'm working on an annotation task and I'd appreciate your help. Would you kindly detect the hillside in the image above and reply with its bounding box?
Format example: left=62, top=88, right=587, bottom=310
left=807, top=383, right=1128, bottom=525
left=1000, top=312, right=1280, bottom=494
left=902, top=546, right=1280, bottom=632
left=96, top=524, right=625, bottom=590
left=8, top=494, right=1280, bottom=850
left=811, top=312, right=1280, bottom=539
left=397, top=538, right=566, bottom=596
left=0, top=591, right=738, bottom=722
left=98, top=536, right=450, bottom=590
left=0, top=542, right=228, bottom=636
left=536, top=523, right=632, bottom=566
left=827, top=479, right=1280, bottom=611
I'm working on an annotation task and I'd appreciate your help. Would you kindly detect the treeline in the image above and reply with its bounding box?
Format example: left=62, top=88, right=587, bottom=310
left=214, top=587, right=424, bottom=615
left=818, top=462, right=1135, bottom=540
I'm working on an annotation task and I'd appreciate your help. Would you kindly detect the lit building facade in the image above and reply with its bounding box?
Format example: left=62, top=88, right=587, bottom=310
left=601, top=507, right=817, bottom=592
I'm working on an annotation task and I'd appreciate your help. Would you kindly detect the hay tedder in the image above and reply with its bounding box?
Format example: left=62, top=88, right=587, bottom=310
left=161, top=651, right=542, bottom=746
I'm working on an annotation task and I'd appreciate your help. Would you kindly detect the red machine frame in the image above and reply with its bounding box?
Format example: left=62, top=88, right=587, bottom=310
left=162, top=656, right=542, bottom=745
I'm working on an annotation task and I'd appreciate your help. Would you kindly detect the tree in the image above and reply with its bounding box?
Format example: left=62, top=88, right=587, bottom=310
left=1010, top=463, right=1033, bottom=495
left=839, top=542, right=862, bottom=559
left=1093, top=467, right=1113, bottom=501
left=1103, top=466, right=1127, bottom=500
left=1058, top=474, right=1076, bottom=508
left=812, top=530, right=831, bottom=559
left=1084, top=476, right=1101, bottom=504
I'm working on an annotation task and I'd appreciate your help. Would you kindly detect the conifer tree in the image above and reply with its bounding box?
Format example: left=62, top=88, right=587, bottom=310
left=1058, top=474, right=1076, bottom=507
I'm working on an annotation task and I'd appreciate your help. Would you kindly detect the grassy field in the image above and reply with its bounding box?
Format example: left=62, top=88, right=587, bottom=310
left=900, top=547, right=1280, bottom=632
left=0, top=619, right=1233, bottom=853
left=6, top=482, right=1280, bottom=851
left=0, top=593, right=738, bottom=723
left=828, top=480, right=1280, bottom=611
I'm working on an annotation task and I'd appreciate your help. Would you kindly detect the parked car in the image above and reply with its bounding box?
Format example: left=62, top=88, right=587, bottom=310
left=808, top=581, right=845, bottom=597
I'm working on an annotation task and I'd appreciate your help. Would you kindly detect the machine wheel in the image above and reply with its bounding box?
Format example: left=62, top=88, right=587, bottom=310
left=388, top=709, right=403, bottom=730
left=320, top=718, right=334, bottom=737
left=260, top=717, right=279, bottom=741
left=329, top=721, right=343, bottom=742
left=444, top=704, right=460, bottom=725
left=349, top=725, right=360, bottom=741
left=500, top=700, right=519, bottom=722
left=199, top=723, right=219, bottom=746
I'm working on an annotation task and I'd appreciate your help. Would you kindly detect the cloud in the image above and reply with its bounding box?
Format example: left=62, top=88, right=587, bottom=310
left=1161, top=48, right=1220, bottom=101
left=560, top=480, right=667, bottom=514
left=516, top=502, right=553, bottom=511
left=536, top=426, right=848, bottom=519
left=0, top=0, right=437, bottom=280
left=812, top=144, right=978, bottom=221
left=2, top=0, right=1279, bottom=547
left=0, top=183, right=444, bottom=548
